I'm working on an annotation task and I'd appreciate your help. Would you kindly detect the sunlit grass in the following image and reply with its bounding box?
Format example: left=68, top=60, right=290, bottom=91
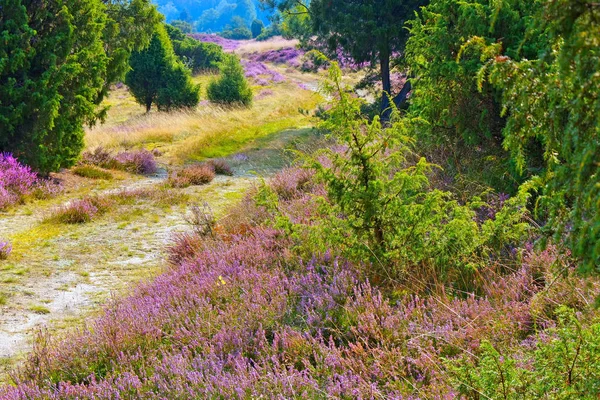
left=236, top=37, right=300, bottom=55
left=85, top=80, right=322, bottom=164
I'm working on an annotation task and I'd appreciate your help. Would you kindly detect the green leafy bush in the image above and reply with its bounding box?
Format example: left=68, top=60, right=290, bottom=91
left=207, top=55, right=253, bottom=106
left=166, top=24, right=225, bottom=73
left=404, top=0, right=546, bottom=193
left=220, top=27, right=253, bottom=40
left=472, top=0, right=600, bottom=273
left=448, top=307, right=600, bottom=399
left=256, top=22, right=282, bottom=41
left=300, top=63, right=531, bottom=286
left=0, top=0, right=107, bottom=173
left=251, top=19, right=265, bottom=38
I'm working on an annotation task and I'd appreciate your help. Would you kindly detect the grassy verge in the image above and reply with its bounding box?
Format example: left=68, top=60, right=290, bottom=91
left=85, top=80, right=321, bottom=164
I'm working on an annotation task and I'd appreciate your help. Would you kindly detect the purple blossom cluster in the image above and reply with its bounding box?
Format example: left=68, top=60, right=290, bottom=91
left=0, top=240, right=12, bottom=260
left=189, top=34, right=241, bottom=52
left=0, top=153, right=36, bottom=209
left=114, top=149, right=158, bottom=175
left=247, top=47, right=304, bottom=68
left=3, top=166, right=595, bottom=398
left=53, top=198, right=100, bottom=224
left=242, top=60, right=286, bottom=85
left=0, top=153, right=62, bottom=209
left=81, top=147, right=158, bottom=176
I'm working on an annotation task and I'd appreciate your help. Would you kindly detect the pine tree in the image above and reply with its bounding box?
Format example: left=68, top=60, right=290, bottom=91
left=260, top=0, right=427, bottom=119
left=0, top=0, right=109, bottom=173
left=126, top=25, right=200, bottom=113
left=251, top=19, right=265, bottom=38
left=101, top=0, right=162, bottom=102
left=478, top=0, right=600, bottom=272
left=206, top=55, right=253, bottom=106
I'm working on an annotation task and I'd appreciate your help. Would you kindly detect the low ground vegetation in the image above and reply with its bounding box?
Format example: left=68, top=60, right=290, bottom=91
left=72, top=166, right=113, bottom=180
left=81, top=148, right=157, bottom=176
left=0, top=154, right=62, bottom=210
left=1, top=1, right=598, bottom=397
left=45, top=187, right=189, bottom=225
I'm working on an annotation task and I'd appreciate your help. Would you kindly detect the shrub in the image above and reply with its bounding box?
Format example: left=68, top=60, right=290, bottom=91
left=206, top=159, right=233, bottom=176
left=72, top=165, right=113, bottom=180
left=219, top=27, right=252, bottom=40
left=207, top=55, right=253, bottom=106
left=270, top=167, right=315, bottom=201
left=251, top=19, right=264, bottom=38
left=6, top=224, right=598, bottom=399
left=0, top=241, right=12, bottom=260
left=0, top=153, right=36, bottom=209
left=0, top=153, right=61, bottom=209
left=168, top=29, right=225, bottom=73
left=301, top=50, right=330, bottom=72
left=126, top=25, right=200, bottom=113
left=80, top=147, right=118, bottom=170
left=448, top=308, right=600, bottom=398
left=81, top=147, right=157, bottom=175
left=167, top=232, right=203, bottom=266
left=0, top=0, right=108, bottom=173
left=50, top=198, right=102, bottom=224
left=115, top=149, right=158, bottom=175
left=168, top=164, right=215, bottom=188
left=301, top=63, right=530, bottom=285
left=256, top=22, right=282, bottom=41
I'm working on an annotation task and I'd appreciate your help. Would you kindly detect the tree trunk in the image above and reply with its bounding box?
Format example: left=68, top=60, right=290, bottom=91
left=392, top=79, right=412, bottom=109
left=145, top=100, right=152, bottom=113
left=380, top=48, right=392, bottom=122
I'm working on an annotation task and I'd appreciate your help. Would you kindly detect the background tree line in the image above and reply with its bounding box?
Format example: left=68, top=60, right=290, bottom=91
left=154, top=0, right=273, bottom=33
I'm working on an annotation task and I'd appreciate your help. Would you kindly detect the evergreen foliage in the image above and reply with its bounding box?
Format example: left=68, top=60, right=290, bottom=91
left=255, top=21, right=282, bottom=41
left=102, top=0, right=163, bottom=100
left=207, top=55, right=253, bottom=106
left=250, top=18, right=264, bottom=38
left=126, top=25, right=200, bottom=112
left=474, top=0, right=600, bottom=272
left=303, top=63, right=530, bottom=285
left=403, top=0, right=546, bottom=192
left=220, top=16, right=253, bottom=39
left=166, top=24, right=225, bottom=73
left=170, top=19, right=193, bottom=33
left=0, top=0, right=109, bottom=173
left=261, top=0, right=426, bottom=117
left=405, top=0, right=544, bottom=146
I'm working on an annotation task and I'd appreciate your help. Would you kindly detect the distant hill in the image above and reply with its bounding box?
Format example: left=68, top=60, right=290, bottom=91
left=153, top=0, right=274, bottom=33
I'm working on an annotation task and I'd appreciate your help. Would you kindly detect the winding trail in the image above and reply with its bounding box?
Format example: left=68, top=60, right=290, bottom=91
left=0, top=128, right=312, bottom=380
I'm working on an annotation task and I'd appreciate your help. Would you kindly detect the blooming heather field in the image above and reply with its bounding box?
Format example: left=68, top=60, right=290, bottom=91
left=2, top=20, right=600, bottom=400
left=0, top=36, right=324, bottom=380
left=2, top=165, right=600, bottom=398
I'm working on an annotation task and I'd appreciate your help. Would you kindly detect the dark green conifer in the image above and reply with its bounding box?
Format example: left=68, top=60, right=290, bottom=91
left=0, top=0, right=109, bottom=173
left=206, top=55, right=253, bottom=107
left=126, top=25, right=200, bottom=113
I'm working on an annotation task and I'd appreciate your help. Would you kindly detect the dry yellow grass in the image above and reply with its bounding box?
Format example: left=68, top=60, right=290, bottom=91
left=235, top=37, right=300, bottom=56
left=86, top=79, right=322, bottom=164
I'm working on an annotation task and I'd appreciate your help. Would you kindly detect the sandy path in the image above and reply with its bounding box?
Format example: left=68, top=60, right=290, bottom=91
left=0, top=126, right=315, bottom=382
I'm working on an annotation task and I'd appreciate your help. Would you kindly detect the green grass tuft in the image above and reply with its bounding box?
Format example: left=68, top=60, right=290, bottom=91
left=72, top=165, right=113, bottom=180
